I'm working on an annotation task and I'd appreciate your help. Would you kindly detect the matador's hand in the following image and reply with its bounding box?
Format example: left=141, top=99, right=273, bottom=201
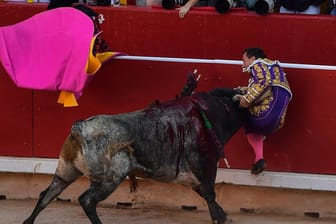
left=232, top=94, right=250, bottom=108
left=239, top=97, right=250, bottom=108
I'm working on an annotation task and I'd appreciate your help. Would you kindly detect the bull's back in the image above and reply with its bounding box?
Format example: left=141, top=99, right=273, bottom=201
left=73, top=101, right=199, bottom=165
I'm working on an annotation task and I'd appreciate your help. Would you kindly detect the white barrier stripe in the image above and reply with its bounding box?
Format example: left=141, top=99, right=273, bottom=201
left=1, top=156, right=336, bottom=191
left=116, top=55, right=242, bottom=65
left=281, top=62, right=336, bottom=70
left=216, top=168, right=336, bottom=191
left=115, top=55, right=336, bottom=71
left=0, top=156, right=57, bottom=174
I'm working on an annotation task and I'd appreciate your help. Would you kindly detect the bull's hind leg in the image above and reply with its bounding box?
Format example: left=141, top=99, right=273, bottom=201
left=77, top=147, right=137, bottom=224
left=23, top=174, right=78, bottom=224
left=78, top=177, right=125, bottom=224
left=24, top=135, right=83, bottom=224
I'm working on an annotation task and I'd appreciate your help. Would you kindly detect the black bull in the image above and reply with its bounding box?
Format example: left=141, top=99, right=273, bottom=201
left=23, top=91, right=246, bottom=224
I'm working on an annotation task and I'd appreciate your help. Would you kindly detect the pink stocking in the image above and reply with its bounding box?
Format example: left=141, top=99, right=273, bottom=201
left=246, top=133, right=264, bottom=163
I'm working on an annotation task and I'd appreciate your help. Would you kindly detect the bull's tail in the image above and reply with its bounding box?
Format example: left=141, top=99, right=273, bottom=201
left=57, top=133, right=85, bottom=179
left=70, top=120, right=85, bottom=139
left=53, top=120, right=88, bottom=187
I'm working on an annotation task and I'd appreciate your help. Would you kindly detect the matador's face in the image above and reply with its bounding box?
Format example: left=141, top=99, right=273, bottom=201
left=242, top=53, right=255, bottom=73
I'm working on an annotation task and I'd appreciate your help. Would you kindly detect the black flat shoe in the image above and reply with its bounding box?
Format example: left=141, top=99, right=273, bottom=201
left=251, top=159, right=266, bottom=175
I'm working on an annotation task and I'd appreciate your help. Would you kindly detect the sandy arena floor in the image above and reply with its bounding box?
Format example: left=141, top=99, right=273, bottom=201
left=1, top=199, right=335, bottom=224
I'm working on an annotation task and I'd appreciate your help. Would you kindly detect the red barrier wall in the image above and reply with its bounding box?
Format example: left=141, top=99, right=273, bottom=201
left=0, top=3, right=336, bottom=175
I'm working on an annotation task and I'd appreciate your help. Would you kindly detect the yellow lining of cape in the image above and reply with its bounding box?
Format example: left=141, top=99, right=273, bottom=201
left=57, top=90, right=78, bottom=107
left=57, top=33, right=119, bottom=107
left=85, top=33, right=102, bottom=75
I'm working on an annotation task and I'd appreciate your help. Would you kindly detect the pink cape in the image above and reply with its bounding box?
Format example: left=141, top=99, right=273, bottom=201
left=0, top=7, right=117, bottom=106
